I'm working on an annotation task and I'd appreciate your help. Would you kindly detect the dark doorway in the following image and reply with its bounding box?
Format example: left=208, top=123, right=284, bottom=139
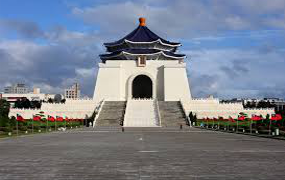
left=132, top=75, right=152, bottom=98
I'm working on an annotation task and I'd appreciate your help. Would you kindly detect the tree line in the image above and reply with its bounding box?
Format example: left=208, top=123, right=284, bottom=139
left=14, top=98, right=66, bottom=109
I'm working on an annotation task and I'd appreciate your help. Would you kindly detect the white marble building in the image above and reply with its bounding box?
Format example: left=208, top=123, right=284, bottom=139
left=93, top=60, right=191, bottom=101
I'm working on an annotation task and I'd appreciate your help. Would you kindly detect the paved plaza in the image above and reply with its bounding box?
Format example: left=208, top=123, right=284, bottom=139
left=0, top=127, right=285, bottom=179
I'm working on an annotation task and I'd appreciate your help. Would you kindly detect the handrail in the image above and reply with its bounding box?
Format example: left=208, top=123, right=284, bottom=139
left=155, top=98, right=162, bottom=127
left=122, top=99, right=130, bottom=126
left=179, top=100, right=191, bottom=126
left=93, top=99, right=104, bottom=127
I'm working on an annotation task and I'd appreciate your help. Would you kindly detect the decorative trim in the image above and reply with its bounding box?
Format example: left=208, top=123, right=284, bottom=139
left=101, top=51, right=185, bottom=60
left=99, top=63, right=121, bottom=68
left=105, top=39, right=181, bottom=47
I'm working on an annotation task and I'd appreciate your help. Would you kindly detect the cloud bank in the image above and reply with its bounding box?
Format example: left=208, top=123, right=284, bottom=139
left=0, top=0, right=284, bottom=98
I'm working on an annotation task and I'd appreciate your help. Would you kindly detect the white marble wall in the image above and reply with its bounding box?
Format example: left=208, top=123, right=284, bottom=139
left=9, top=99, right=98, bottom=119
left=181, top=98, right=275, bottom=119
left=93, top=60, right=192, bottom=101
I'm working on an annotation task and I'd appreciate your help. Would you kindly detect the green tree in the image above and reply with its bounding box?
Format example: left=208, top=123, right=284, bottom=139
left=0, top=99, right=10, bottom=117
left=0, top=99, right=10, bottom=127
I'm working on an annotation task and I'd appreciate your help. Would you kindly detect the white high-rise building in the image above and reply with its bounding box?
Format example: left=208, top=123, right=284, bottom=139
left=4, top=83, right=29, bottom=94
left=64, top=83, right=80, bottom=99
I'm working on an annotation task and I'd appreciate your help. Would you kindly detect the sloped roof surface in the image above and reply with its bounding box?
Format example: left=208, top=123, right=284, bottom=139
left=104, top=26, right=180, bottom=46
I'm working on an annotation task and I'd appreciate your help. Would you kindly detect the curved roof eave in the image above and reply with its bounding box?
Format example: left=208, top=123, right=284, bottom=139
left=104, top=39, right=181, bottom=48
left=100, top=51, right=185, bottom=60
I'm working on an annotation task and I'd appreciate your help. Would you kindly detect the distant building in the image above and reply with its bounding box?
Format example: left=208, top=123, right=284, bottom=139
left=243, top=98, right=285, bottom=104
left=33, top=88, right=41, bottom=94
left=223, top=98, right=285, bottom=112
left=64, top=83, right=80, bottom=99
left=1, top=87, right=55, bottom=106
left=4, top=83, right=29, bottom=94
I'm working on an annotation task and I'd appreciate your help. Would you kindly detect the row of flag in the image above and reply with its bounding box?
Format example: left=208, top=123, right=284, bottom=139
left=16, top=114, right=84, bottom=122
left=202, top=113, right=283, bottom=122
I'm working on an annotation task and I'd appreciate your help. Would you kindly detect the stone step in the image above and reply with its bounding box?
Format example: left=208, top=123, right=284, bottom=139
left=158, top=101, right=188, bottom=127
left=124, top=100, right=159, bottom=127
left=95, top=101, right=126, bottom=127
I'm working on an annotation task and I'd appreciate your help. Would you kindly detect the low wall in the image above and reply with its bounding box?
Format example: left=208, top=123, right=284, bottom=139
left=181, top=99, right=274, bottom=119
left=9, top=99, right=98, bottom=119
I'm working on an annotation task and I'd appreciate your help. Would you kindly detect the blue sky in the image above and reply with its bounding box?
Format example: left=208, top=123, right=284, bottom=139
left=0, top=0, right=285, bottom=99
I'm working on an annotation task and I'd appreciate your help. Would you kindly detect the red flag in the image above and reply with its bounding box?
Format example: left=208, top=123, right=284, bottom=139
left=56, top=116, right=64, bottom=122
left=271, top=114, right=282, bottom=121
left=251, top=115, right=262, bottom=121
left=238, top=116, right=245, bottom=121
left=16, top=114, right=25, bottom=122
left=33, top=115, right=41, bottom=121
left=48, top=115, right=55, bottom=122
left=229, top=116, right=236, bottom=122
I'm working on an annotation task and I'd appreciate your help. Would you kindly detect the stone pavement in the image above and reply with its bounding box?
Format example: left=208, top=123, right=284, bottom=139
left=0, top=127, right=285, bottom=179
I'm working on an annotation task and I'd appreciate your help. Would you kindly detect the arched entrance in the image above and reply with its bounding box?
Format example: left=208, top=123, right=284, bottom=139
left=132, top=75, right=153, bottom=98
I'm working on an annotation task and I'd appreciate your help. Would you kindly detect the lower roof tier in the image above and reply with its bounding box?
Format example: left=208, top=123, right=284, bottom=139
left=100, top=49, right=185, bottom=61
left=106, top=40, right=178, bottom=53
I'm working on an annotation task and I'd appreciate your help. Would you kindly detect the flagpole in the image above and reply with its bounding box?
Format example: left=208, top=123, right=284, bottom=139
left=218, top=120, right=220, bottom=130
left=269, top=119, right=272, bottom=135
left=32, top=118, right=34, bottom=134
left=228, top=119, right=229, bottom=131
left=54, top=116, right=57, bottom=131
left=16, top=120, right=19, bottom=136
left=236, top=119, right=238, bottom=133
left=250, top=120, right=252, bottom=134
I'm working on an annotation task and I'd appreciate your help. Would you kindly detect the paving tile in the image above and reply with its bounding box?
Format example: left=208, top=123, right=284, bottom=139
left=0, top=127, right=284, bottom=179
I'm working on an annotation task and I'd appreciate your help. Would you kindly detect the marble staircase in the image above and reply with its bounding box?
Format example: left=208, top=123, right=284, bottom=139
left=95, top=101, right=126, bottom=127
left=158, top=101, right=189, bottom=127
left=124, top=99, right=160, bottom=127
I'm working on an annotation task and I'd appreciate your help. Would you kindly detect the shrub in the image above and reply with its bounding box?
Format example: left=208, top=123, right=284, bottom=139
left=2, top=127, right=12, bottom=132
left=19, top=126, right=28, bottom=131
left=33, top=125, right=40, bottom=130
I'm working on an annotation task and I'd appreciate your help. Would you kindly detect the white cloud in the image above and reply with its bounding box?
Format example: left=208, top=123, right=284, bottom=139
left=1, top=0, right=285, bottom=98
left=187, top=47, right=285, bottom=98
left=72, top=0, right=285, bottom=40
left=0, top=28, right=100, bottom=96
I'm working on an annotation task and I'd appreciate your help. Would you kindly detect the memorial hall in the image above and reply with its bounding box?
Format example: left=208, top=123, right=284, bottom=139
left=9, top=18, right=274, bottom=127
